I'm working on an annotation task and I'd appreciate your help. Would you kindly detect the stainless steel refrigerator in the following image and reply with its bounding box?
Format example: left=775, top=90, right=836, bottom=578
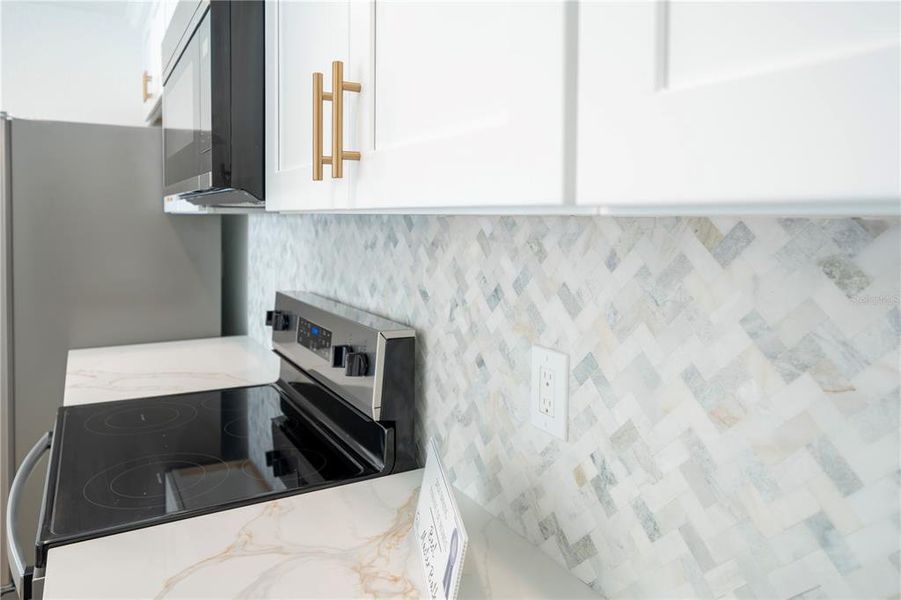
left=0, top=115, right=222, bottom=588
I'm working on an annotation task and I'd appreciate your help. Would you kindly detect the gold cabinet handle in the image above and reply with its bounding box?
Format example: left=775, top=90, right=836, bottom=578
left=312, top=61, right=361, bottom=181
left=142, top=71, right=152, bottom=102
left=312, top=72, right=332, bottom=181
left=330, top=61, right=361, bottom=179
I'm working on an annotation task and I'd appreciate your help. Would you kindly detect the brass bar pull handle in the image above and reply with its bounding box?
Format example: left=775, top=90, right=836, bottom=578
left=330, top=60, right=361, bottom=179
left=313, top=71, right=328, bottom=181
left=142, top=71, right=152, bottom=102
left=312, top=62, right=360, bottom=181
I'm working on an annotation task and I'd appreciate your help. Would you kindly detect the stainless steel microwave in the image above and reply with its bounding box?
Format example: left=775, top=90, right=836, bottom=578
left=162, top=0, right=264, bottom=211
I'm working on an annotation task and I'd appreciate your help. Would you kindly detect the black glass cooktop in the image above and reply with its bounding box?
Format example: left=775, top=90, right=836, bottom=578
left=42, top=385, right=378, bottom=543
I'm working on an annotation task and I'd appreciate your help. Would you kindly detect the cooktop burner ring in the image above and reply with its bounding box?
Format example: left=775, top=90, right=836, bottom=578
left=239, top=458, right=270, bottom=481
left=223, top=417, right=249, bottom=438
left=83, top=401, right=198, bottom=436
left=200, top=395, right=242, bottom=412
left=108, top=459, right=205, bottom=499
left=81, top=452, right=230, bottom=510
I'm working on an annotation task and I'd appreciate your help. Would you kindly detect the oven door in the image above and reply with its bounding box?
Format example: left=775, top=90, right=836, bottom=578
left=162, top=7, right=212, bottom=197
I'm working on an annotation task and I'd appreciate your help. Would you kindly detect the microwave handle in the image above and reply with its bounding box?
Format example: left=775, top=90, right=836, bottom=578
left=6, top=431, right=51, bottom=600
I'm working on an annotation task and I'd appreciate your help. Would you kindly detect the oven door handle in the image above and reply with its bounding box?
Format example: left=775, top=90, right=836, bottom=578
left=6, top=431, right=52, bottom=600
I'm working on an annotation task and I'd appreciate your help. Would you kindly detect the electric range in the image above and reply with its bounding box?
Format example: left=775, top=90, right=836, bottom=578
left=30, top=292, right=417, bottom=596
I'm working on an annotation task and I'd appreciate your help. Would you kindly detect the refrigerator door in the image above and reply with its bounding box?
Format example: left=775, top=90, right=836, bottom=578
left=3, top=118, right=222, bottom=572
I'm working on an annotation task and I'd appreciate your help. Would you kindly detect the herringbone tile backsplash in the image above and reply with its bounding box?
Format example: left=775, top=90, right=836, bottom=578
left=246, top=215, right=900, bottom=599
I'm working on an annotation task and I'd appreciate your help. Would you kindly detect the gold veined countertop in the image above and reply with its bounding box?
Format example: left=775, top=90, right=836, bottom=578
left=44, top=468, right=596, bottom=599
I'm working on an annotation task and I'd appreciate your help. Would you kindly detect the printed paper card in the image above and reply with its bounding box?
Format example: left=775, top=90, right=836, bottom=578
left=414, top=438, right=468, bottom=600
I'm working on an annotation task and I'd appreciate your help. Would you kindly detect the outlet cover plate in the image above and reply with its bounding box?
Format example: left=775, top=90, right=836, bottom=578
left=530, top=346, right=568, bottom=440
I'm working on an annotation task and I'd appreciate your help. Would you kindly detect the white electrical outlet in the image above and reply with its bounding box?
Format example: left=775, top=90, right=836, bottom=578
left=531, top=346, right=568, bottom=440
left=539, top=366, right=554, bottom=416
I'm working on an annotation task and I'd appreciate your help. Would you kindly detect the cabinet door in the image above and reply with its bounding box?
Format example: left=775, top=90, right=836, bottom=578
left=266, top=1, right=352, bottom=211
left=349, top=1, right=571, bottom=209
left=577, top=1, right=900, bottom=211
left=140, top=1, right=164, bottom=122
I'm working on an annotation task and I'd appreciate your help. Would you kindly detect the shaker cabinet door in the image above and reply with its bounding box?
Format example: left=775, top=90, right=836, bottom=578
left=349, top=1, right=571, bottom=210
left=140, top=0, right=165, bottom=123
left=266, top=0, right=353, bottom=211
left=576, top=1, right=900, bottom=211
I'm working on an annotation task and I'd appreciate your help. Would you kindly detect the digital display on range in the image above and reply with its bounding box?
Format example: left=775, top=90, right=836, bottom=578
left=297, top=317, right=332, bottom=359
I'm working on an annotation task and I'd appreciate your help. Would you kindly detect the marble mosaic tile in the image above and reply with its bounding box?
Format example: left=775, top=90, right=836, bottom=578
left=246, top=215, right=900, bottom=598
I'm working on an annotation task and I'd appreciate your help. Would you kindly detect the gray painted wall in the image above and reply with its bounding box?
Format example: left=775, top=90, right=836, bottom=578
left=221, top=215, right=248, bottom=336
left=8, top=119, right=221, bottom=564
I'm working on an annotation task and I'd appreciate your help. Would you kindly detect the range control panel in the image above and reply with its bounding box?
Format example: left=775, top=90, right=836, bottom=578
left=270, top=291, right=416, bottom=421
left=296, top=316, right=332, bottom=359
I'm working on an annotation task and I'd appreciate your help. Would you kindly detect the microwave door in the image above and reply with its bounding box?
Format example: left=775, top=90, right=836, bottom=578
left=198, top=12, right=212, bottom=163
left=161, top=2, right=264, bottom=210
left=163, top=10, right=211, bottom=197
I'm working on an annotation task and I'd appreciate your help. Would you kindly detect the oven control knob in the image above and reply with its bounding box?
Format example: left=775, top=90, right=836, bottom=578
left=265, top=310, right=291, bottom=331
left=345, top=352, right=369, bottom=377
left=331, top=345, right=353, bottom=368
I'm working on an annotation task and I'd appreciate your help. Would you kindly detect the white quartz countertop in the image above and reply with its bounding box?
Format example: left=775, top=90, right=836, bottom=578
left=43, top=468, right=595, bottom=599
left=63, top=336, right=280, bottom=406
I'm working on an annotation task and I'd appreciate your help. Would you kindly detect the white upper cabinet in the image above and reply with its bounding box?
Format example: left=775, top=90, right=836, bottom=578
left=266, top=0, right=899, bottom=214
left=139, top=1, right=164, bottom=122
left=348, top=1, right=570, bottom=209
left=138, top=0, right=177, bottom=124
left=576, top=1, right=900, bottom=212
left=265, top=1, right=354, bottom=211
left=268, top=0, right=570, bottom=212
